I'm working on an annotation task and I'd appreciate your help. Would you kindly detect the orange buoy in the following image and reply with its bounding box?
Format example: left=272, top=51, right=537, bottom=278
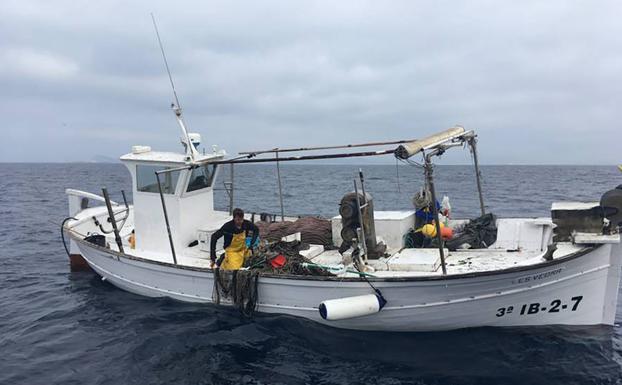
left=441, top=226, right=453, bottom=240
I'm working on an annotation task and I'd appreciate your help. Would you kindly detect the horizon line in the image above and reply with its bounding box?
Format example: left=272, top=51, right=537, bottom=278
left=0, top=161, right=619, bottom=167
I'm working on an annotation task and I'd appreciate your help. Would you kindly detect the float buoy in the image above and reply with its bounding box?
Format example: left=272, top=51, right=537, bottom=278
left=421, top=223, right=437, bottom=238
left=421, top=222, right=453, bottom=239
left=270, top=254, right=286, bottom=268
left=319, top=294, right=387, bottom=321
left=441, top=226, right=453, bottom=240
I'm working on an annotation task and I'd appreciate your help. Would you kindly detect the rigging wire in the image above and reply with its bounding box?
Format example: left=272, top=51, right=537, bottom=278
left=350, top=253, right=387, bottom=305
left=395, top=157, right=401, bottom=193
left=404, top=157, right=424, bottom=169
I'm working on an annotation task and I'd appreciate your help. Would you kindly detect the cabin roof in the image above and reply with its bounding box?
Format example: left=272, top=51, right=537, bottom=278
left=120, top=149, right=226, bottom=164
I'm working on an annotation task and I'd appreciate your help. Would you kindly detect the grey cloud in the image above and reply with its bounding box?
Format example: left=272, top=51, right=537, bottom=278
left=0, top=0, right=620, bottom=164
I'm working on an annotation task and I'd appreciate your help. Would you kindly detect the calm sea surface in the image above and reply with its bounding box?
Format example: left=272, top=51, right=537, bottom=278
left=1, top=163, right=621, bottom=385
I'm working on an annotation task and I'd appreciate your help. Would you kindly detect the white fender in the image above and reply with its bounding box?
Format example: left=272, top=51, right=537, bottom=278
left=319, top=294, right=386, bottom=321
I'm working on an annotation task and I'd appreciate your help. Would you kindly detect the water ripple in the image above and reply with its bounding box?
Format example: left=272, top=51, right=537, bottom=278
left=0, top=163, right=621, bottom=385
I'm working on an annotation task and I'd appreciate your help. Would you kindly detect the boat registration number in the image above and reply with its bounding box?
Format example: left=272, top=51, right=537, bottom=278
left=495, top=296, right=583, bottom=317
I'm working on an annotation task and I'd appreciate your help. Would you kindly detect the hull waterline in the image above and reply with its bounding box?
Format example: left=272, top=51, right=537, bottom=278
left=74, top=236, right=622, bottom=332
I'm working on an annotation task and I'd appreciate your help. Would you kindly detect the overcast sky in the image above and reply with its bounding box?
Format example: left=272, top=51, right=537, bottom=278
left=1, top=0, right=620, bottom=164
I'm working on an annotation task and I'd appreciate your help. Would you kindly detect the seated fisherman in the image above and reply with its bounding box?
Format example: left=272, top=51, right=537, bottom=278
left=210, top=208, right=259, bottom=270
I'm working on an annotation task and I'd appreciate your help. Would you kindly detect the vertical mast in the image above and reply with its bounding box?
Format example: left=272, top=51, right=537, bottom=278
left=423, top=154, right=447, bottom=275
left=275, top=149, right=285, bottom=221
left=468, top=136, right=486, bottom=216
left=151, top=13, right=198, bottom=161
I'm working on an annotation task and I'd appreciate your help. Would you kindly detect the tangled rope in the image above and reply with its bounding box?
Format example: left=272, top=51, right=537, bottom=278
left=412, top=187, right=432, bottom=210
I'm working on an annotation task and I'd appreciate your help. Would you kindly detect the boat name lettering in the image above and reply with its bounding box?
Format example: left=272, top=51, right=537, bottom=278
left=495, top=296, right=583, bottom=318
left=513, top=268, right=563, bottom=284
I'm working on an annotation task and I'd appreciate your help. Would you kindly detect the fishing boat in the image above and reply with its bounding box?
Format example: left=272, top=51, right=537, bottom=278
left=61, top=101, right=622, bottom=331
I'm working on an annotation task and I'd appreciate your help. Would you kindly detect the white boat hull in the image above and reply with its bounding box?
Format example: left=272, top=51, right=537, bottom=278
left=75, top=237, right=622, bottom=332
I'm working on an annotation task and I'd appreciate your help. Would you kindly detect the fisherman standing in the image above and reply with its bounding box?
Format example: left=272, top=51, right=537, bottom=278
left=210, top=208, right=259, bottom=270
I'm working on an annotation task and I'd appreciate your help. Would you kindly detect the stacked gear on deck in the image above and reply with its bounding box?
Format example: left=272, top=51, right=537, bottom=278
left=404, top=223, right=453, bottom=248
left=445, top=213, right=498, bottom=251
left=254, top=217, right=333, bottom=247
left=245, top=240, right=334, bottom=276
left=404, top=188, right=454, bottom=248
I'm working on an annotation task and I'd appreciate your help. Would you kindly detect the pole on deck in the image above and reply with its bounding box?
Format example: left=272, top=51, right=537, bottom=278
left=423, top=157, right=447, bottom=275
left=102, top=188, right=124, bottom=256
left=275, top=150, right=285, bottom=221
left=229, top=163, right=234, bottom=215
left=469, top=137, right=486, bottom=216
left=155, top=172, right=178, bottom=265
left=358, top=168, right=367, bottom=199
left=353, top=179, right=368, bottom=265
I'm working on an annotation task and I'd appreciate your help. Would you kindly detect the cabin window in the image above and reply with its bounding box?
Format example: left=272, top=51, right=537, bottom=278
left=136, top=165, right=180, bottom=194
left=187, top=164, right=218, bottom=192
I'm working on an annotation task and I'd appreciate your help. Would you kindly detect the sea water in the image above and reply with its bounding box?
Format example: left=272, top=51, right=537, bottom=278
left=0, top=163, right=621, bottom=385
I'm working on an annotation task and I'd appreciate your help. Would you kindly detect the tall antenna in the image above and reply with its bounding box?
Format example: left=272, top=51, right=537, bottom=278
left=150, top=13, right=198, bottom=161
left=151, top=13, right=181, bottom=109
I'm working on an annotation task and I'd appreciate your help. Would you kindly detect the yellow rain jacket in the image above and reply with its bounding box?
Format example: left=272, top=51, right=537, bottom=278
left=210, top=219, right=259, bottom=270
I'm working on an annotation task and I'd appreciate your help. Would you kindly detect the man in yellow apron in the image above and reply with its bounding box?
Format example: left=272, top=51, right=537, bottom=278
left=210, top=208, right=259, bottom=270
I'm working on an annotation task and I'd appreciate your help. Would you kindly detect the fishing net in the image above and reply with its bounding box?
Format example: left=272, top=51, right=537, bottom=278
left=445, top=213, right=498, bottom=251
left=212, top=268, right=259, bottom=317
left=244, top=240, right=335, bottom=276
left=404, top=214, right=498, bottom=250
left=212, top=240, right=333, bottom=318
left=254, top=217, right=333, bottom=247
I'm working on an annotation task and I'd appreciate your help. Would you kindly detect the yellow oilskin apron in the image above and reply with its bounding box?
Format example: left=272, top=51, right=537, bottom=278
left=220, top=232, right=250, bottom=270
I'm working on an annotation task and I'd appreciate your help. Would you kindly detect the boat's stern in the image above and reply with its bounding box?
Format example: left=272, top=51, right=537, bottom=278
left=64, top=189, right=134, bottom=271
left=550, top=184, right=622, bottom=324
left=603, top=238, right=622, bottom=324
left=601, top=185, right=622, bottom=323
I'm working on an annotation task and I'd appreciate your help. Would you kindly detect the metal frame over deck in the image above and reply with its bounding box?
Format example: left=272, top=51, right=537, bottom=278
left=151, top=125, right=487, bottom=275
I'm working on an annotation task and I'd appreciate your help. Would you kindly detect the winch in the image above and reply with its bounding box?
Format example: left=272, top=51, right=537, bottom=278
left=339, top=191, right=385, bottom=259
